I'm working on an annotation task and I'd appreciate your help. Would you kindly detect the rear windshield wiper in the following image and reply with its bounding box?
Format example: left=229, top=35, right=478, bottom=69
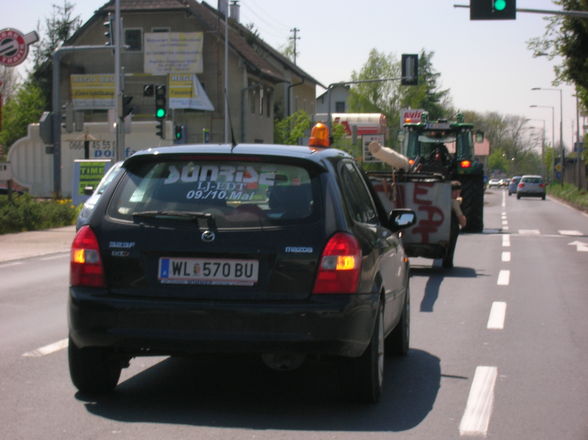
left=132, top=210, right=216, bottom=230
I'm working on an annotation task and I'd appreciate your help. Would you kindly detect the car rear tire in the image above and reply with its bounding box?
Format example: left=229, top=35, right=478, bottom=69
left=342, top=304, right=384, bottom=403
left=386, top=289, right=410, bottom=356
left=517, top=194, right=521, bottom=200
left=68, top=337, right=121, bottom=394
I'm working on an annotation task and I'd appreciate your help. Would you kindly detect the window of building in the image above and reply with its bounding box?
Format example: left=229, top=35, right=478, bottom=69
left=124, top=28, right=142, bottom=51
left=151, top=27, right=170, bottom=32
left=335, top=101, right=346, bottom=113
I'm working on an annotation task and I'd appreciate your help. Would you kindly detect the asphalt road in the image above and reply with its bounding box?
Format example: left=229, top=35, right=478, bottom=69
left=0, top=190, right=587, bottom=439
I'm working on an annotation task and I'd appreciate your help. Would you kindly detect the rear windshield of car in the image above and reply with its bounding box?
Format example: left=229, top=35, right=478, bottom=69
left=522, top=177, right=543, bottom=184
left=106, top=158, right=319, bottom=228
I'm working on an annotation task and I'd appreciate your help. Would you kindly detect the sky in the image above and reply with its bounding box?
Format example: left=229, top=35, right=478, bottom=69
left=5, top=0, right=582, bottom=150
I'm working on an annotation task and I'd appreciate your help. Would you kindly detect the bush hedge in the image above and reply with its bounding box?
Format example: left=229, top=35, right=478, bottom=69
left=0, top=194, right=77, bottom=234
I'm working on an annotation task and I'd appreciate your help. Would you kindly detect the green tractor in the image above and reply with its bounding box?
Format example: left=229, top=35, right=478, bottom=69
left=401, top=113, right=485, bottom=233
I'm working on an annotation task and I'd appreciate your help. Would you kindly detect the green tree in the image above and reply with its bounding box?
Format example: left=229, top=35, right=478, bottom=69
left=348, top=49, right=401, bottom=117
left=274, top=110, right=312, bottom=144
left=400, top=50, right=451, bottom=120
left=0, top=81, right=46, bottom=149
left=527, top=0, right=588, bottom=109
left=29, top=1, right=81, bottom=110
left=348, top=49, right=452, bottom=148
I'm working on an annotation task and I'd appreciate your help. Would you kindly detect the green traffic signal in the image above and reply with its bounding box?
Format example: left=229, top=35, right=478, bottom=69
left=494, top=0, right=507, bottom=11
left=156, top=108, right=166, bottom=119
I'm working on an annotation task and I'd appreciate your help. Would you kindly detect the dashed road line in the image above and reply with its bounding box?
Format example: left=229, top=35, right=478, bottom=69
left=502, top=235, right=510, bottom=247
left=460, top=366, right=498, bottom=437
left=497, top=270, right=510, bottom=286
left=22, top=338, right=68, bottom=358
left=501, top=251, right=511, bottom=262
left=559, top=230, right=583, bottom=236
left=518, top=229, right=540, bottom=235
left=487, top=302, right=507, bottom=330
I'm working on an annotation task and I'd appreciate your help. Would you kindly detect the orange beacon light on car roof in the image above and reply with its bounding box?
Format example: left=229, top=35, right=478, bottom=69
left=308, top=122, right=330, bottom=147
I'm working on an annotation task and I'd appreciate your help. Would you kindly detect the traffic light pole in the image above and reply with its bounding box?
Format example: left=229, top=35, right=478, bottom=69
left=454, top=4, right=588, bottom=19
left=51, top=45, right=116, bottom=197
left=114, top=0, right=125, bottom=162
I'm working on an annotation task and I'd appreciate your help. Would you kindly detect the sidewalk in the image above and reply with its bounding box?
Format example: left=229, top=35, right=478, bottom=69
left=0, top=225, right=76, bottom=263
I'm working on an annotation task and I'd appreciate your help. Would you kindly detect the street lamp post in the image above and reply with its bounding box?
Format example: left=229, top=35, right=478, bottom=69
left=531, top=87, right=564, bottom=184
left=527, top=119, right=546, bottom=176
left=529, top=105, right=554, bottom=149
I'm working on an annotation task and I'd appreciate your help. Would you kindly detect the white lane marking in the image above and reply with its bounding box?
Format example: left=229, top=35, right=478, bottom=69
left=0, top=261, right=24, bottom=268
left=23, top=338, right=68, bottom=357
left=460, top=366, right=498, bottom=437
left=497, top=270, right=510, bottom=286
left=487, top=302, right=507, bottom=330
left=502, top=225, right=509, bottom=231
left=568, top=241, right=588, bottom=252
left=559, top=230, right=583, bottom=236
left=518, top=229, right=540, bottom=235
left=502, top=191, right=506, bottom=208
left=502, top=235, right=510, bottom=247
left=501, top=251, right=511, bottom=262
left=39, top=254, right=67, bottom=261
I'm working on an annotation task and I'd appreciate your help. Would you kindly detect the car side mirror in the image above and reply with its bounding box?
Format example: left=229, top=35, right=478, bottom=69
left=389, top=209, right=417, bottom=230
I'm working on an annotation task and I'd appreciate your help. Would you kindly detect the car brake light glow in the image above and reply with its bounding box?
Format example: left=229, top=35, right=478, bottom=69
left=70, top=226, right=106, bottom=287
left=312, top=233, right=361, bottom=294
left=459, top=160, right=472, bottom=168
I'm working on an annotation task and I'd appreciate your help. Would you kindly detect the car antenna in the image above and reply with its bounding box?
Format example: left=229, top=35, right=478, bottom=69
left=224, top=88, right=238, bottom=150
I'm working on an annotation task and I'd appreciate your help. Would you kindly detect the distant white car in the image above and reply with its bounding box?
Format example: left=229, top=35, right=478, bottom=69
left=488, top=179, right=501, bottom=188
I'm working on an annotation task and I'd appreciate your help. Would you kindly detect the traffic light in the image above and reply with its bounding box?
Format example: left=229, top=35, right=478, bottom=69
left=155, top=120, right=164, bottom=139
left=155, top=85, right=167, bottom=119
left=61, top=103, right=74, bottom=133
left=103, top=13, right=114, bottom=46
left=401, top=54, right=419, bottom=86
left=470, top=0, right=516, bottom=20
left=143, top=84, right=154, bottom=97
left=174, top=125, right=186, bottom=144
left=122, top=95, right=133, bottom=118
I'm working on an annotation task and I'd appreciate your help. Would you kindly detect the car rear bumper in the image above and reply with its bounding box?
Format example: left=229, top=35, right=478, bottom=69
left=68, top=287, right=380, bottom=358
left=517, top=191, right=545, bottom=197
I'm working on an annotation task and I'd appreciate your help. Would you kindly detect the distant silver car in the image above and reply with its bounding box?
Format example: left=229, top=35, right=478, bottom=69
left=517, top=175, right=546, bottom=200
left=508, top=176, right=521, bottom=196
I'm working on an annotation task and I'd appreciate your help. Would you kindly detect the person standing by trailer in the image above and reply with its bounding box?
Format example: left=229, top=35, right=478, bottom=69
left=444, top=180, right=467, bottom=268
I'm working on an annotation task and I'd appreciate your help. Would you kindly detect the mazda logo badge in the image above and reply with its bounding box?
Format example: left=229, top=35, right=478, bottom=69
left=201, top=230, right=216, bottom=242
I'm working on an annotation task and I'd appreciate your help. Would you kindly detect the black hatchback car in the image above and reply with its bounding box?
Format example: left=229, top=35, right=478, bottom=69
left=68, top=143, right=416, bottom=403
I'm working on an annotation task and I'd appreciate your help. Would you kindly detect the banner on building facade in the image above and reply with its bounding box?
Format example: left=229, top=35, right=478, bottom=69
left=71, top=74, right=115, bottom=110
left=144, top=32, right=204, bottom=75
left=169, top=73, right=214, bottom=111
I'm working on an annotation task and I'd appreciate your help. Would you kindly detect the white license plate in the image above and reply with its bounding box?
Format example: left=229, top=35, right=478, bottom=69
left=158, top=257, right=259, bottom=286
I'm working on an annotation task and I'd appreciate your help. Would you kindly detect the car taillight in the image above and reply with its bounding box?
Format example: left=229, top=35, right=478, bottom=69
left=459, top=160, right=472, bottom=168
left=70, top=226, right=106, bottom=287
left=539, top=183, right=545, bottom=188
left=312, top=233, right=362, bottom=294
left=518, top=183, right=525, bottom=188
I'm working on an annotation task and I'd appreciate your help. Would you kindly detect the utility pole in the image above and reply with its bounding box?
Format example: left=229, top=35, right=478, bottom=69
left=114, top=0, right=125, bottom=161
left=289, top=27, right=300, bottom=65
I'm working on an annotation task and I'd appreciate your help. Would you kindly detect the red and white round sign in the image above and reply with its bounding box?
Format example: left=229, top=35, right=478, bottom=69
left=0, top=28, right=29, bottom=67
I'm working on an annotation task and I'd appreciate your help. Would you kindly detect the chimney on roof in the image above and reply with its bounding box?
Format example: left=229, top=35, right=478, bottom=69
left=230, top=1, right=240, bottom=22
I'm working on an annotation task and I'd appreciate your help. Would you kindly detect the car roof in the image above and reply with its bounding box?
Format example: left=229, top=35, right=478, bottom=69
left=125, top=143, right=352, bottom=167
left=520, top=174, right=543, bottom=179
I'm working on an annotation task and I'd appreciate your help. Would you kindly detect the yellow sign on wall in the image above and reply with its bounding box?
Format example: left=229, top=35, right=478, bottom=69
left=71, top=74, right=115, bottom=110
left=144, top=32, right=204, bottom=75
